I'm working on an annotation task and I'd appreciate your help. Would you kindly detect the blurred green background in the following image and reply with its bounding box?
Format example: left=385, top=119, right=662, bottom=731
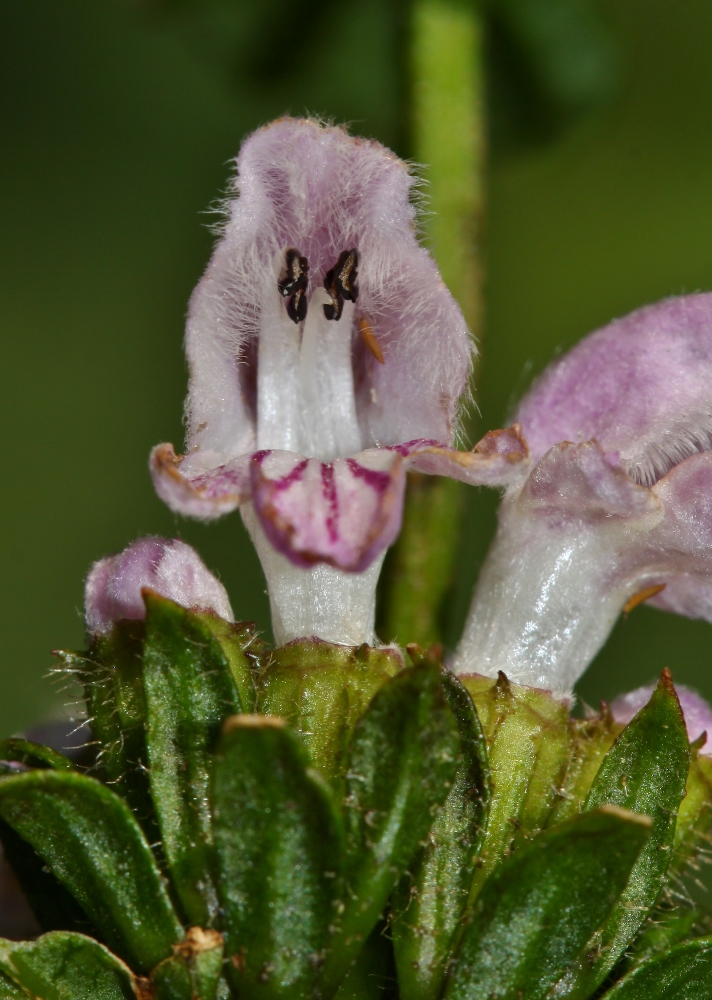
left=2, top=0, right=712, bottom=735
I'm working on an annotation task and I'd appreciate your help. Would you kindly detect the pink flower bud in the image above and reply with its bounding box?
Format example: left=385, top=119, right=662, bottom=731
left=85, top=537, right=233, bottom=634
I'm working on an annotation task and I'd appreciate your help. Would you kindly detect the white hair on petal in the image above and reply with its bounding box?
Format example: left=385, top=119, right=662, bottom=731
left=626, top=408, right=712, bottom=486
left=180, top=117, right=474, bottom=473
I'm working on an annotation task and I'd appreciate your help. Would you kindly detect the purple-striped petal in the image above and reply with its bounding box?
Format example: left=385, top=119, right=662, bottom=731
left=250, top=449, right=406, bottom=572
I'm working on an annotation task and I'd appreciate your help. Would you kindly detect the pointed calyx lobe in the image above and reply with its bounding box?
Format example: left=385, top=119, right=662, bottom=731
left=456, top=294, right=712, bottom=695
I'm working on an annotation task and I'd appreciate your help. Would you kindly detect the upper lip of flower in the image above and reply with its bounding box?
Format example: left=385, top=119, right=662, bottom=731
left=515, top=294, right=712, bottom=487
left=150, top=117, right=529, bottom=573
left=511, top=293, right=712, bottom=619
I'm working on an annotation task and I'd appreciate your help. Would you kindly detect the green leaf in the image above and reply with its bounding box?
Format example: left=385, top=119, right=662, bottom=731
left=0, top=932, right=139, bottom=1000
left=392, top=665, right=490, bottom=1000
left=333, top=924, right=395, bottom=1000
left=0, top=770, right=182, bottom=973
left=442, top=806, right=651, bottom=1000
left=671, top=752, right=712, bottom=876
left=547, top=709, right=622, bottom=827
left=0, top=819, right=90, bottom=934
left=602, top=935, right=712, bottom=999
left=0, top=741, right=84, bottom=931
left=568, top=670, right=691, bottom=995
left=212, top=716, right=343, bottom=1000
left=142, top=592, right=244, bottom=927
left=57, top=626, right=154, bottom=831
left=0, top=974, right=26, bottom=999
left=201, top=614, right=260, bottom=713
left=322, top=662, right=461, bottom=995
left=461, top=672, right=571, bottom=898
left=629, top=903, right=710, bottom=965
left=0, top=739, right=74, bottom=772
left=152, top=928, right=224, bottom=1000
left=256, top=640, right=402, bottom=781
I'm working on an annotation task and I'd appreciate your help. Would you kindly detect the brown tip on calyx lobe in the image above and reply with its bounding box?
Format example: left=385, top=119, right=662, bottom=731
left=495, top=670, right=512, bottom=696
left=173, top=927, right=223, bottom=959
left=691, top=731, right=708, bottom=753
left=474, top=424, right=529, bottom=460
left=223, top=714, right=286, bottom=732
left=132, top=977, right=154, bottom=1000
left=659, top=666, right=677, bottom=696
left=406, top=642, right=443, bottom=666
left=598, top=803, right=653, bottom=828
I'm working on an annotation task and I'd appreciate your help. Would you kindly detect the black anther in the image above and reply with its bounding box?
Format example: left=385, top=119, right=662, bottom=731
left=287, top=286, right=307, bottom=323
left=278, top=247, right=309, bottom=323
left=323, top=249, right=359, bottom=321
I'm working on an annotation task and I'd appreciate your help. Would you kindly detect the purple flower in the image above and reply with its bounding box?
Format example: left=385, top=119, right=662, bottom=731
left=611, top=683, right=712, bottom=754
left=455, top=295, right=712, bottom=696
left=150, top=118, right=527, bottom=645
left=85, top=537, right=233, bottom=634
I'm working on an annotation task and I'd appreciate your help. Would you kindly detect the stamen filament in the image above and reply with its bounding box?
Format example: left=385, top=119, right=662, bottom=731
left=256, top=281, right=302, bottom=452
left=297, top=288, right=362, bottom=461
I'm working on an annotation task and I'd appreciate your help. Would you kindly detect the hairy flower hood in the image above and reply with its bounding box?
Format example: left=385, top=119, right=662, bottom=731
left=455, top=294, right=712, bottom=695
left=85, top=537, right=233, bottom=634
left=150, top=118, right=527, bottom=645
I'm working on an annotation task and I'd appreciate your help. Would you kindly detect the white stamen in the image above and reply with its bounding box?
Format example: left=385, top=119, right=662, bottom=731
left=256, top=277, right=302, bottom=452
left=296, top=288, right=362, bottom=461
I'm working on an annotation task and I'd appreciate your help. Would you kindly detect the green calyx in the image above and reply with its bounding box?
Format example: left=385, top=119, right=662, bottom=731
left=1, top=604, right=711, bottom=1000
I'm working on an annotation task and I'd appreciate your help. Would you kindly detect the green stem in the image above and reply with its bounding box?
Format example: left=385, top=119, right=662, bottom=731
left=411, top=0, right=485, bottom=333
left=380, top=0, right=486, bottom=647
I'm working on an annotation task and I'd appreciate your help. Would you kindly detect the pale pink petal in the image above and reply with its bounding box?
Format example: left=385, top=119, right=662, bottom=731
left=250, top=448, right=406, bottom=572
left=396, top=426, right=530, bottom=486
left=150, top=443, right=250, bottom=520
left=515, top=295, right=712, bottom=485
left=611, top=682, right=712, bottom=753
left=177, top=117, right=472, bottom=478
left=643, top=451, right=712, bottom=619
left=523, top=441, right=661, bottom=524
left=85, top=537, right=233, bottom=634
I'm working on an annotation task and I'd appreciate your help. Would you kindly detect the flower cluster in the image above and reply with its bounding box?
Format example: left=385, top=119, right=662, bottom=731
left=87, top=119, right=712, bottom=728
